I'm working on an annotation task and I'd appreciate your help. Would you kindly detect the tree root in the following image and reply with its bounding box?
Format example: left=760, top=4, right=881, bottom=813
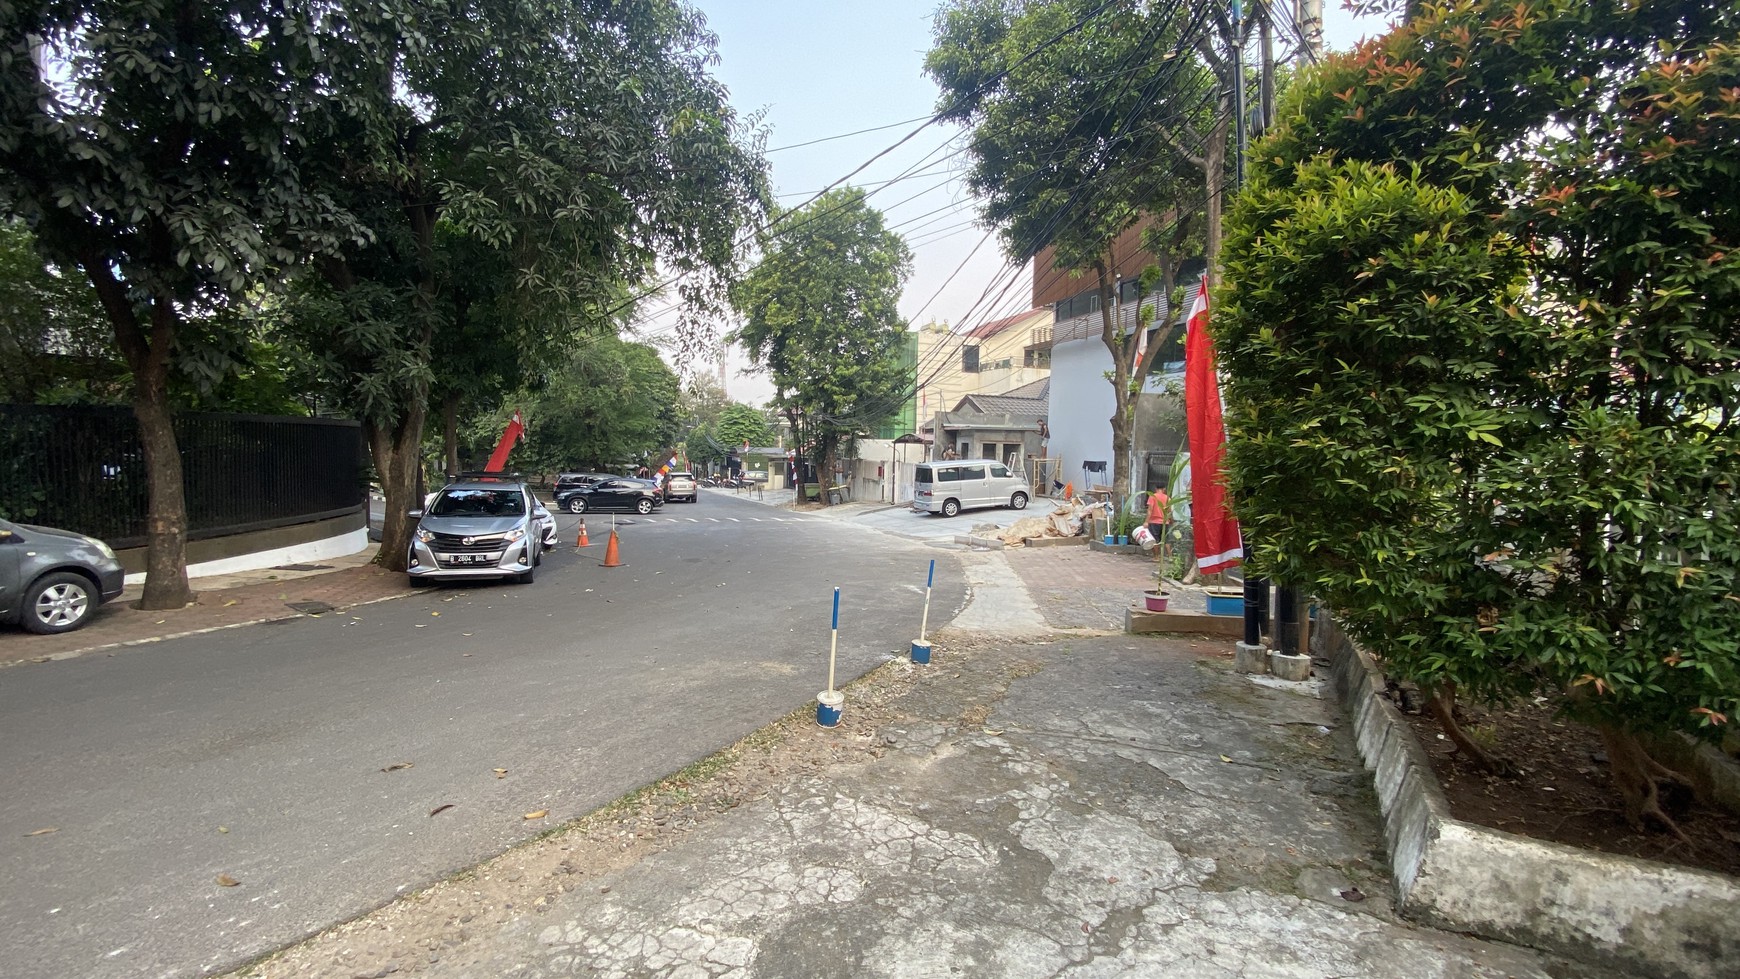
left=1596, top=725, right=1695, bottom=842
left=1422, top=681, right=1516, bottom=776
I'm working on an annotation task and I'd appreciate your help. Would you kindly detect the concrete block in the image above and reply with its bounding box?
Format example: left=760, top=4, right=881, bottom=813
left=1269, top=650, right=1311, bottom=681
left=1233, top=640, right=1268, bottom=674
left=1324, top=608, right=1740, bottom=979
left=1126, top=608, right=1245, bottom=637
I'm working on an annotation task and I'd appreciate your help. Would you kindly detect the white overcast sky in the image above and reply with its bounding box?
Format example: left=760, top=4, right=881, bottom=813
left=650, top=2, right=1390, bottom=406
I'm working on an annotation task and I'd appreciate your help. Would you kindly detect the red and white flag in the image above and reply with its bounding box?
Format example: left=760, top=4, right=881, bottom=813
left=1184, top=277, right=1242, bottom=574
left=484, top=410, right=524, bottom=473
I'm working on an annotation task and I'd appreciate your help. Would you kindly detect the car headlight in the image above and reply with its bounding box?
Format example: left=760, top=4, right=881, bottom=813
left=416, top=528, right=435, bottom=543
left=503, top=528, right=525, bottom=543
left=87, top=537, right=116, bottom=560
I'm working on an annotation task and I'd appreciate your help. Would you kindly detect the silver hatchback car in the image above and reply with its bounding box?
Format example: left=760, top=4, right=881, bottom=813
left=407, top=477, right=543, bottom=586
left=0, top=518, right=126, bottom=634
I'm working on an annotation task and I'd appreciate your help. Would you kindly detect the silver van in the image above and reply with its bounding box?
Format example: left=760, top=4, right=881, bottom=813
left=913, top=460, right=1030, bottom=517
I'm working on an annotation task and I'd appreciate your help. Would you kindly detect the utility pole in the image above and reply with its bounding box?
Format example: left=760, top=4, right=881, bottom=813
left=1298, top=0, right=1324, bottom=61
left=1259, top=3, right=1275, bottom=132
left=1231, top=0, right=1247, bottom=187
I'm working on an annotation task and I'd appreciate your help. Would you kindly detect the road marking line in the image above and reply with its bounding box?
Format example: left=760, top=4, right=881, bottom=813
left=707, top=518, right=719, bottom=522
left=727, top=517, right=740, bottom=522
left=687, top=518, right=700, bottom=523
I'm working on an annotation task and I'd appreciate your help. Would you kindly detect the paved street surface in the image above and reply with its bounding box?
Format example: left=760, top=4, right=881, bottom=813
left=1, top=494, right=966, bottom=979
left=3, top=490, right=1600, bottom=979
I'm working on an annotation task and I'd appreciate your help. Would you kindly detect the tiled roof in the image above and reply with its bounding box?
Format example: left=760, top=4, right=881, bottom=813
left=963, top=308, right=1046, bottom=340
left=999, top=376, right=1050, bottom=401
left=960, top=392, right=1047, bottom=418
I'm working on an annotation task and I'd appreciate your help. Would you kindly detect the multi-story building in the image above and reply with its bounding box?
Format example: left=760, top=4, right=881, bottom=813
left=913, top=308, right=1052, bottom=454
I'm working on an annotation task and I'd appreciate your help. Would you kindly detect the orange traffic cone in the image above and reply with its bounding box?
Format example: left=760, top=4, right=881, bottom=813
left=575, top=518, right=590, bottom=548
left=599, top=530, right=623, bottom=568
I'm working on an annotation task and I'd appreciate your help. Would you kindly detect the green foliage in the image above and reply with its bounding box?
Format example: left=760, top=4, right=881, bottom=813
left=0, top=221, right=119, bottom=403
left=715, top=403, right=774, bottom=452
left=732, top=188, right=911, bottom=477
left=502, top=335, right=680, bottom=473
left=1217, top=1, right=1740, bottom=740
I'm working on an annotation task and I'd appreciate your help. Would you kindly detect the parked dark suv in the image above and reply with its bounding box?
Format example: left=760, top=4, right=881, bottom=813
left=0, top=518, right=126, bottom=634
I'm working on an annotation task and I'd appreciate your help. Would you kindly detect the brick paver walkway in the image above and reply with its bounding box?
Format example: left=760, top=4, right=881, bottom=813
left=1005, top=542, right=1213, bottom=629
left=0, top=563, right=414, bottom=668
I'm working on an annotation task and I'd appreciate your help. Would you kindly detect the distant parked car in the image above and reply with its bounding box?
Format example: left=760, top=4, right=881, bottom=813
left=0, top=518, right=126, bottom=634
left=552, top=472, right=611, bottom=495
left=665, top=471, right=698, bottom=503
left=555, top=477, right=664, bottom=514
left=406, top=475, right=544, bottom=586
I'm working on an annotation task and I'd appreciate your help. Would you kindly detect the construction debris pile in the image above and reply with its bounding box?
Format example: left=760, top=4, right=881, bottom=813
left=997, top=499, right=1098, bottom=546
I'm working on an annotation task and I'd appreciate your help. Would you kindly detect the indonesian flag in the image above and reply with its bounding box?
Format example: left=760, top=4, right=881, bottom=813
left=1184, top=277, right=1242, bottom=574
left=484, top=410, right=524, bottom=472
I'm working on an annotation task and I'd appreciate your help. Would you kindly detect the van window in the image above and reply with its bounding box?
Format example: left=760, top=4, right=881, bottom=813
left=915, top=466, right=933, bottom=485
left=989, top=463, right=1010, bottom=478
left=960, top=465, right=986, bottom=480
left=937, top=467, right=963, bottom=482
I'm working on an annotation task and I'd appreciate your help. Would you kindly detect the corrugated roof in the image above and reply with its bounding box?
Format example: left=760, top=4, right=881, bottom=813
left=999, top=376, right=1050, bottom=401
left=960, top=393, right=1047, bottom=417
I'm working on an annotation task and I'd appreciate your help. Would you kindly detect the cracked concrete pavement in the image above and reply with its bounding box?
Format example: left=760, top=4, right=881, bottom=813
left=270, top=547, right=1602, bottom=979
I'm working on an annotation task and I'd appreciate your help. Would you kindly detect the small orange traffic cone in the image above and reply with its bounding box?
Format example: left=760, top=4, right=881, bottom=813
left=575, top=518, right=590, bottom=548
left=599, top=530, right=623, bottom=568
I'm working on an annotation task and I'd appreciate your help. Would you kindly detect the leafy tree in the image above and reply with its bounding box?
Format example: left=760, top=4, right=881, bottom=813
left=0, top=221, right=119, bottom=403
left=0, top=2, right=393, bottom=606
left=678, top=374, right=731, bottom=471
left=499, top=335, right=680, bottom=473
left=715, top=402, right=774, bottom=453
left=926, top=0, right=1220, bottom=502
left=732, top=189, right=910, bottom=504
left=1217, top=0, right=1739, bottom=832
left=274, top=0, right=767, bottom=571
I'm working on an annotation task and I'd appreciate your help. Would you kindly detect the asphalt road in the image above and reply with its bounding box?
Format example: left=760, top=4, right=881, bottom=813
left=0, top=494, right=968, bottom=979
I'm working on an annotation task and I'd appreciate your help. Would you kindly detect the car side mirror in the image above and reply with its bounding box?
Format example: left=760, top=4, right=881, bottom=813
left=406, top=509, right=424, bottom=520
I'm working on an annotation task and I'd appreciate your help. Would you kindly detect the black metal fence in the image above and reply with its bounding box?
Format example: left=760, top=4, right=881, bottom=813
left=0, top=404, right=366, bottom=548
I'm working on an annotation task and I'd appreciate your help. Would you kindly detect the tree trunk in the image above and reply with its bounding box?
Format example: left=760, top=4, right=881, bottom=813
left=368, top=406, right=427, bottom=573
left=82, top=252, right=193, bottom=611
left=1094, top=260, right=1134, bottom=504
left=1422, top=681, right=1514, bottom=775
left=442, top=393, right=461, bottom=478
left=1596, top=723, right=1694, bottom=840
left=130, top=346, right=194, bottom=610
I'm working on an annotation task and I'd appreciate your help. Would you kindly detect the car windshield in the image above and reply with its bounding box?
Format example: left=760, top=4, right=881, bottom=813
left=430, top=489, right=525, bottom=517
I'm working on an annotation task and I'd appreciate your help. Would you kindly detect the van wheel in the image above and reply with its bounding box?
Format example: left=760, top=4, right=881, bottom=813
left=942, top=498, right=960, bottom=517
left=1011, top=492, right=1029, bottom=510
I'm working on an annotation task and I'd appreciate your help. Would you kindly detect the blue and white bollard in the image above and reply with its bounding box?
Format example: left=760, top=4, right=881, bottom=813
left=911, top=559, right=935, bottom=665
left=817, top=587, right=843, bottom=727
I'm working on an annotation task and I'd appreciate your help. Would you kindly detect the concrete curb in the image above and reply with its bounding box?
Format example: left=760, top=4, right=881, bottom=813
left=1321, top=615, right=1740, bottom=979
left=952, top=534, right=1004, bottom=549
left=0, top=591, right=416, bottom=671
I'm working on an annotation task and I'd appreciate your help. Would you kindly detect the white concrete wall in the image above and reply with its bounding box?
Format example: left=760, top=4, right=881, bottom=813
left=848, top=439, right=924, bottom=504
left=122, top=527, right=370, bottom=585
left=1049, top=337, right=1115, bottom=489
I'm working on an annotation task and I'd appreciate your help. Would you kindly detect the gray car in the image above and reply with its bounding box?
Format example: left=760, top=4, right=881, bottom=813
left=0, top=518, right=126, bottom=634
left=407, top=477, right=543, bottom=586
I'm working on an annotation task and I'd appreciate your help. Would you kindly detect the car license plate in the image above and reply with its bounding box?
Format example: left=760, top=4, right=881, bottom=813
left=442, top=553, right=499, bottom=566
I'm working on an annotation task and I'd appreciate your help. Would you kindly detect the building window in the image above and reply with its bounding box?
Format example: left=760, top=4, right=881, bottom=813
left=962, top=345, right=980, bottom=372
left=1024, top=347, right=1052, bottom=368
left=981, top=443, right=998, bottom=460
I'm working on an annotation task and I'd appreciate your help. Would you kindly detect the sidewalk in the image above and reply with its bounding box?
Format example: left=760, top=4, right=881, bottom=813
left=0, top=547, right=412, bottom=669
left=230, top=546, right=1600, bottom=979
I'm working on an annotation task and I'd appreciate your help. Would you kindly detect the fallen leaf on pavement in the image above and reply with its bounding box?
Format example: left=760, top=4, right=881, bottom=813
left=982, top=728, right=1003, bottom=736
left=222, top=600, right=238, bottom=607
left=24, top=827, right=57, bottom=837
left=381, top=762, right=414, bottom=772
left=429, top=804, right=454, bottom=817
left=415, top=624, right=426, bottom=628
left=1340, top=887, right=1366, bottom=902
left=1220, top=754, right=1233, bottom=763
left=523, top=810, right=548, bottom=820
left=431, top=611, right=440, bottom=616
left=218, top=826, right=228, bottom=833
left=216, top=873, right=240, bottom=887
left=493, top=768, right=508, bottom=778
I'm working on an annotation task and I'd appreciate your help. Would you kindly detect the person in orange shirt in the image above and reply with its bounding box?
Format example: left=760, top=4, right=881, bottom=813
left=1146, top=485, right=1170, bottom=542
